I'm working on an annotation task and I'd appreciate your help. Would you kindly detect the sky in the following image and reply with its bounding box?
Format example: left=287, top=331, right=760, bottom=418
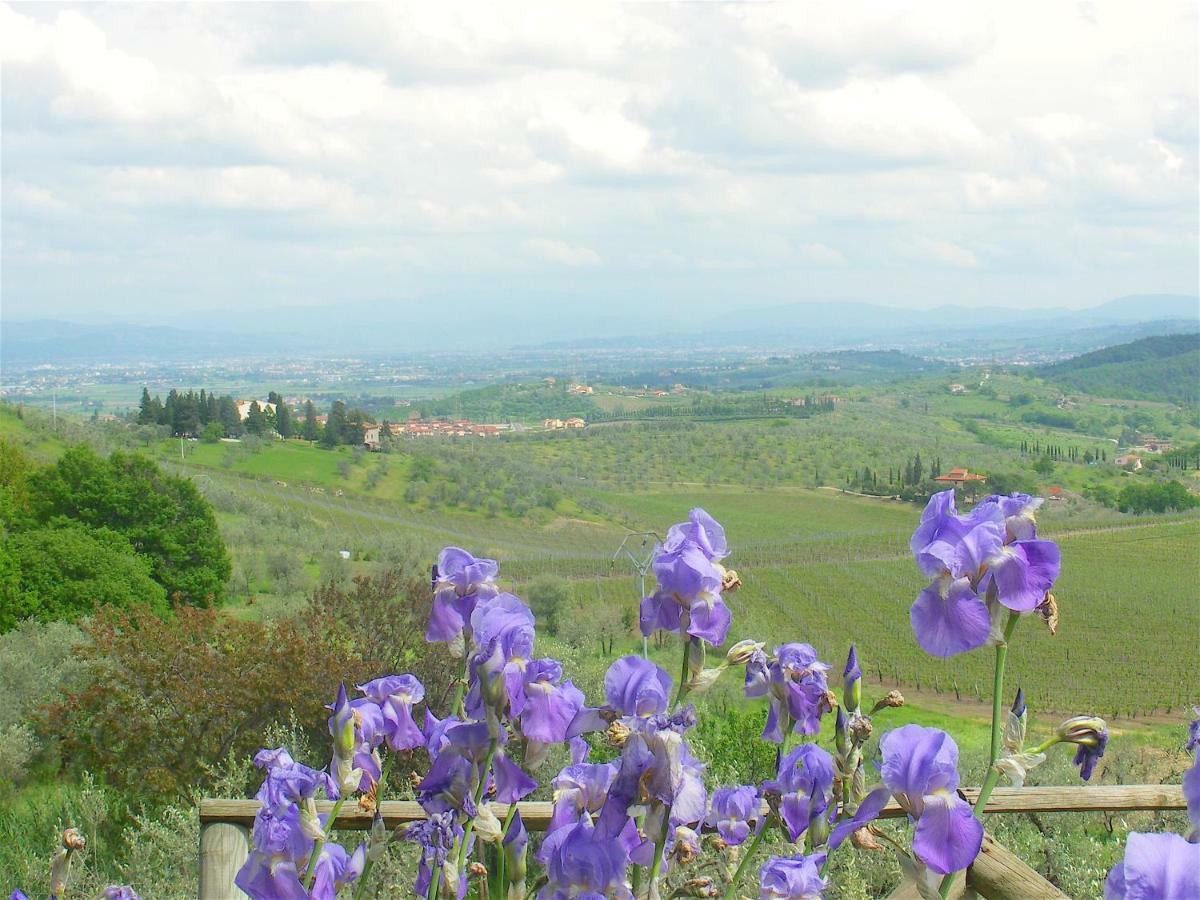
left=1, top=0, right=1197, bottom=326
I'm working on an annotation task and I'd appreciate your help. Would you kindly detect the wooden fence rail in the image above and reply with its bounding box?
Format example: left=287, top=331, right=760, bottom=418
left=197, top=784, right=1186, bottom=899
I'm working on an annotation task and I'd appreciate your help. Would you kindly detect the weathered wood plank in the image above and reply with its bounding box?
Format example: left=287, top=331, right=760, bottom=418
left=967, top=832, right=1068, bottom=899
left=199, top=784, right=1186, bottom=830
left=199, top=822, right=250, bottom=900
left=888, top=832, right=1067, bottom=900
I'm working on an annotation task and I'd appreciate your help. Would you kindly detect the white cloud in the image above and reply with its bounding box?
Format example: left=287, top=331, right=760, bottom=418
left=0, top=0, right=1196, bottom=320
left=525, top=238, right=602, bottom=267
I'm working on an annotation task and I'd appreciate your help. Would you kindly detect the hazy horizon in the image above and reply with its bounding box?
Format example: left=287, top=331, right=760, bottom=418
left=2, top=1, right=1198, bottom=327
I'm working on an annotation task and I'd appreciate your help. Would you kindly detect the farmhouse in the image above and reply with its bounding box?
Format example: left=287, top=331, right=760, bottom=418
left=949, top=384, right=967, bottom=394
left=362, top=425, right=381, bottom=450
left=933, top=467, right=987, bottom=487
left=234, top=399, right=276, bottom=421
left=567, top=383, right=594, bottom=394
left=1115, top=454, right=1143, bottom=471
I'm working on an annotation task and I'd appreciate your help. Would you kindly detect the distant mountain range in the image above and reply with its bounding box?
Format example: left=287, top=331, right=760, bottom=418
left=2, top=293, right=1196, bottom=367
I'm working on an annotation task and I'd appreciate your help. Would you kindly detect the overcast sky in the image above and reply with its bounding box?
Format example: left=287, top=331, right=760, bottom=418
left=2, top=1, right=1197, bottom=325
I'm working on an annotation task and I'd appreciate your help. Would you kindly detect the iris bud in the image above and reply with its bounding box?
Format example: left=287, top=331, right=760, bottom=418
left=725, top=639, right=764, bottom=666
left=299, top=797, right=327, bottom=840
left=843, top=645, right=862, bottom=712
left=687, top=667, right=724, bottom=694
left=1056, top=716, right=1107, bottom=747
left=835, top=707, right=849, bottom=756
left=473, top=803, right=504, bottom=843
left=687, top=639, right=706, bottom=679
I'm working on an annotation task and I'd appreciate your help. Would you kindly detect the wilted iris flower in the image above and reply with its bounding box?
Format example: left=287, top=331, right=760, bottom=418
left=705, top=785, right=761, bottom=846
left=879, top=725, right=982, bottom=875
left=663, top=507, right=728, bottom=561
left=766, top=744, right=835, bottom=842
left=427, top=546, right=500, bottom=648
left=745, top=643, right=833, bottom=742
left=1104, top=832, right=1200, bottom=899
left=400, top=812, right=465, bottom=898
left=1056, top=716, right=1109, bottom=781
left=758, top=853, right=828, bottom=899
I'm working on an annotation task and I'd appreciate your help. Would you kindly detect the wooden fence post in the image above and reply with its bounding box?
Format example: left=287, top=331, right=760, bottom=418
left=199, top=821, right=249, bottom=900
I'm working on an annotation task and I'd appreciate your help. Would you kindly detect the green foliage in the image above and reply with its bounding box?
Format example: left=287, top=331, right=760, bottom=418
left=526, top=574, right=570, bottom=636
left=1117, top=480, right=1199, bottom=514
left=414, top=380, right=599, bottom=423
left=26, top=445, right=230, bottom=606
left=1, top=523, right=167, bottom=630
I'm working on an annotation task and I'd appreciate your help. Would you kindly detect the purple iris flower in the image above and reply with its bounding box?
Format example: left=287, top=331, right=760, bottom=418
left=423, top=709, right=460, bottom=762
left=549, top=762, right=619, bottom=832
left=749, top=644, right=832, bottom=742
left=427, top=546, right=500, bottom=645
left=503, top=810, right=529, bottom=884
left=843, top=645, right=861, bottom=698
left=909, top=576, right=992, bottom=658
left=99, top=889, right=140, bottom=900
left=234, top=852, right=308, bottom=900
left=514, top=658, right=585, bottom=764
left=1105, top=832, right=1200, bottom=899
left=879, top=725, right=983, bottom=875
left=491, top=749, right=539, bottom=803
left=705, top=785, right=761, bottom=846
left=1187, top=707, right=1200, bottom=754
left=910, top=491, right=1005, bottom=581
left=540, top=819, right=631, bottom=899
left=416, top=750, right=477, bottom=817
left=983, top=540, right=1061, bottom=612
left=759, top=852, right=828, bottom=899
left=766, top=745, right=835, bottom=842
left=258, top=760, right=338, bottom=815
left=401, top=812, right=464, bottom=898
left=568, top=656, right=672, bottom=736
left=1186, top=712, right=1200, bottom=835
left=309, top=842, right=365, bottom=900
left=663, top=507, right=728, bottom=561
left=641, top=538, right=731, bottom=646
left=251, top=803, right=312, bottom=863
left=466, top=593, right=536, bottom=720
left=983, top=492, right=1043, bottom=541
left=10, top=892, right=30, bottom=900
left=357, top=674, right=426, bottom=751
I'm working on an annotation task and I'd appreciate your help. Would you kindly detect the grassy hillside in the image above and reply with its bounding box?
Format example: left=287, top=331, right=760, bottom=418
left=1038, top=332, right=1200, bottom=403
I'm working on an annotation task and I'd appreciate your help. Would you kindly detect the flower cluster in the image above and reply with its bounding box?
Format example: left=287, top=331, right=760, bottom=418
left=218, top=497, right=1180, bottom=900
left=909, top=491, right=1060, bottom=657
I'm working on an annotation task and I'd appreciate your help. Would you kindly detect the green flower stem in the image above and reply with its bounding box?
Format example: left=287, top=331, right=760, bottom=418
left=937, top=610, right=1020, bottom=900
left=988, top=612, right=1021, bottom=765
left=352, top=857, right=375, bottom=900
left=451, top=655, right=470, bottom=718
left=673, top=638, right=693, bottom=708
left=721, top=824, right=768, bottom=900
left=453, top=742, right=500, bottom=886
left=645, top=812, right=673, bottom=898
left=495, top=802, right=519, bottom=896
left=303, top=795, right=347, bottom=889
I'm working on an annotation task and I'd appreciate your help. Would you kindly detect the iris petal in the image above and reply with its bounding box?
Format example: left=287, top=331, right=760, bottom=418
left=910, top=577, right=991, bottom=658
left=911, top=793, right=983, bottom=875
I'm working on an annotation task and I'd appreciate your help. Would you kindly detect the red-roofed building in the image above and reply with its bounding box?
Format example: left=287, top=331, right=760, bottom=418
left=933, top=467, right=987, bottom=487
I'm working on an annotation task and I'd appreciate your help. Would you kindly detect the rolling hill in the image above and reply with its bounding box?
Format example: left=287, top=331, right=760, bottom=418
left=1038, top=332, right=1200, bottom=403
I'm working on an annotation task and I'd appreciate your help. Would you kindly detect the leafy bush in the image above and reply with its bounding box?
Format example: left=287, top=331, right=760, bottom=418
left=0, top=523, right=167, bottom=630
left=1117, top=480, right=1199, bottom=514
left=525, top=574, right=570, bottom=635
left=45, top=569, right=454, bottom=799
left=26, top=445, right=230, bottom=606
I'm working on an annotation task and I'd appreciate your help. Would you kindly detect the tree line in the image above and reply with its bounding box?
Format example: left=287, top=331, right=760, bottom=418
left=137, top=389, right=377, bottom=446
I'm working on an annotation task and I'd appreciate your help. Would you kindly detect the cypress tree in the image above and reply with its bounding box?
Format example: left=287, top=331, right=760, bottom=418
left=245, top=401, right=267, bottom=435
left=303, top=401, right=319, bottom=441
left=276, top=401, right=293, bottom=439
